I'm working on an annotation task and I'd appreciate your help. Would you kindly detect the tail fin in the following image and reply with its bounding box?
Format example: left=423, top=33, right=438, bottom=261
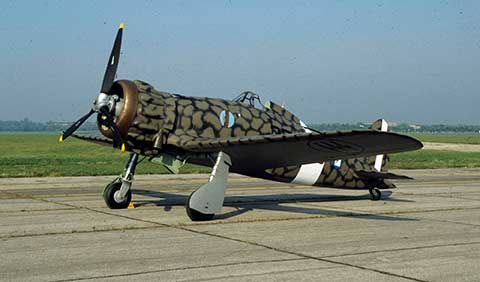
left=354, top=119, right=414, bottom=187
left=369, top=119, right=388, bottom=131
left=369, top=119, right=389, bottom=172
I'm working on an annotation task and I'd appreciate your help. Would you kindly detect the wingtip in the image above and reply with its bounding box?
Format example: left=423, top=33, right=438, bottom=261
left=119, top=22, right=124, bottom=29
left=404, top=135, right=424, bottom=151
left=412, top=137, right=424, bottom=150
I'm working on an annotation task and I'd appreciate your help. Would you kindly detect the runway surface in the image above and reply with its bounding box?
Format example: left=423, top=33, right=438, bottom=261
left=2, top=168, right=480, bottom=282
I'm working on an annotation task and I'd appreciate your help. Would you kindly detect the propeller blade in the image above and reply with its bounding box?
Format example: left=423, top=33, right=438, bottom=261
left=60, top=23, right=127, bottom=153
left=59, top=109, right=95, bottom=142
left=109, top=122, right=125, bottom=152
left=98, top=107, right=125, bottom=151
left=100, top=23, right=124, bottom=94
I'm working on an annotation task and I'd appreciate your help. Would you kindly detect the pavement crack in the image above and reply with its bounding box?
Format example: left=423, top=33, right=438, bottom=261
left=321, top=241, right=480, bottom=259
left=0, top=225, right=162, bottom=239
left=51, top=258, right=307, bottom=282
left=183, top=266, right=341, bottom=282
left=171, top=227, right=428, bottom=282
left=327, top=205, right=480, bottom=228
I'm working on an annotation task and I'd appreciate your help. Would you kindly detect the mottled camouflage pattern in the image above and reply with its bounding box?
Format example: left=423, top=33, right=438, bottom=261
left=122, top=80, right=393, bottom=190
left=126, top=80, right=304, bottom=154
left=126, top=80, right=177, bottom=156
left=264, top=155, right=391, bottom=189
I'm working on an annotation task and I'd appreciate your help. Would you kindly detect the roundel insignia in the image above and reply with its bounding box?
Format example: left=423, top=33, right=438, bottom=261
left=219, top=110, right=235, bottom=128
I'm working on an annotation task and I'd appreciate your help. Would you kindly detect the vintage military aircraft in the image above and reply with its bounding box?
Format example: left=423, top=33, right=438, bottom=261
left=59, top=23, right=423, bottom=221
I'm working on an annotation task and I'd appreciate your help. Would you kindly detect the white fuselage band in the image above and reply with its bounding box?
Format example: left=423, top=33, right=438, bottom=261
left=374, top=119, right=389, bottom=171
left=291, top=163, right=324, bottom=185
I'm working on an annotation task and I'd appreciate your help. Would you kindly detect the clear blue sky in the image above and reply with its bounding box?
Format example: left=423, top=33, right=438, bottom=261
left=1, top=0, right=479, bottom=124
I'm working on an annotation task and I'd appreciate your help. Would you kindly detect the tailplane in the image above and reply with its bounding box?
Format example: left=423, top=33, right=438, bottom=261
left=355, top=170, right=413, bottom=180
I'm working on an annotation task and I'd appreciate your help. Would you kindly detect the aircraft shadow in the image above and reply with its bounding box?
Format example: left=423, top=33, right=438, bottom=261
left=133, top=189, right=417, bottom=222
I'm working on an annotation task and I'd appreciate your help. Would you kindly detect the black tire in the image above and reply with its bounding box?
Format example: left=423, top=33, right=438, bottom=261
left=369, top=188, right=382, bottom=201
left=185, top=192, right=215, bottom=221
left=103, top=180, right=131, bottom=209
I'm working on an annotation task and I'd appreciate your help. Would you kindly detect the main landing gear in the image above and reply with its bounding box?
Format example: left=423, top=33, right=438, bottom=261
left=102, top=151, right=231, bottom=222
left=103, top=153, right=138, bottom=209
left=369, top=188, right=382, bottom=201
left=185, top=152, right=232, bottom=221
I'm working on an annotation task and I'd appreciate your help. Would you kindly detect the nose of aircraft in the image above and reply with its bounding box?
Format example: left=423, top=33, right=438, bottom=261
left=97, top=80, right=138, bottom=142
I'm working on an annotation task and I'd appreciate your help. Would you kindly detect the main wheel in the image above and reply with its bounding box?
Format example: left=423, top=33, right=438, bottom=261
left=369, top=188, right=382, bottom=201
left=103, top=180, right=131, bottom=209
left=185, top=192, right=215, bottom=221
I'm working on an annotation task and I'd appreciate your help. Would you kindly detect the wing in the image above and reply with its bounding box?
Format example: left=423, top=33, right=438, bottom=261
left=182, top=130, right=422, bottom=170
left=72, top=134, right=113, bottom=147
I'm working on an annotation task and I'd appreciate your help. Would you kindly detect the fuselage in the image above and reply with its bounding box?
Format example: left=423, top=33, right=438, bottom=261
left=102, top=80, right=392, bottom=191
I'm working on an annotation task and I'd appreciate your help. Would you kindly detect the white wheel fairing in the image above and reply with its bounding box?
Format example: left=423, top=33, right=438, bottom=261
left=188, top=152, right=231, bottom=214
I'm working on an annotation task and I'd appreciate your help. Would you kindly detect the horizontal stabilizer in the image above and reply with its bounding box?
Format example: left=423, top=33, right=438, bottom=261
left=355, top=170, right=413, bottom=180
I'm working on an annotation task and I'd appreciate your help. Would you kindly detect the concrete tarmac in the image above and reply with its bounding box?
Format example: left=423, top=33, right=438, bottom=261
left=1, top=168, right=480, bottom=282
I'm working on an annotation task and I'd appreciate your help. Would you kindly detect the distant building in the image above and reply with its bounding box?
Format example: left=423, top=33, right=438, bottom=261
left=409, top=124, right=421, bottom=130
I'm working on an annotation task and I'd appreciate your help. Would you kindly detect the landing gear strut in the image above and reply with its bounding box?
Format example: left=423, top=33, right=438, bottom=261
left=369, top=188, right=382, bottom=201
left=103, top=153, right=138, bottom=209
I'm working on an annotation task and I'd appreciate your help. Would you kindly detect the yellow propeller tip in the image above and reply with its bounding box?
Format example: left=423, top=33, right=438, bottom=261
left=119, top=22, right=124, bottom=29
left=121, top=143, right=126, bottom=153
left=58, top=135, right=64, bottom=143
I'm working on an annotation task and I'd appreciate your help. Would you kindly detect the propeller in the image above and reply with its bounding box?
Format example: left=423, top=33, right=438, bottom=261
left=59, top=23, right=126, bottom=152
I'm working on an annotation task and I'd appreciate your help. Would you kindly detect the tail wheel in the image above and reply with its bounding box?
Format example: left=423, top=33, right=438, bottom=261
left=369, top=188, right=382, bottom=201
left=103, top=180, right=131, bottom=209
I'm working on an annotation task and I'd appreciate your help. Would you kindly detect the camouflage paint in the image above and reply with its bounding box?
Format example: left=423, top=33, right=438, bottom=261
left=100, top=80, right=394, bottom=190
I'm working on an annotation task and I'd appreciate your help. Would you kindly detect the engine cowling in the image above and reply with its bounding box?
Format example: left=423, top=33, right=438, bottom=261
left=98, top=80, right=138, bottom=139
left=98, top=80, right=179, bottom=155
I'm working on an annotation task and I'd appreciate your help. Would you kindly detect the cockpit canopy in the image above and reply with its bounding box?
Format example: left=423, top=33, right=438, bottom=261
left=233, top=91, right=264, bottom=109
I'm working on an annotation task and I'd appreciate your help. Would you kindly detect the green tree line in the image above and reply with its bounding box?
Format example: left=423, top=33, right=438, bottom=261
left=1, top=119, right=479, bottom=133
left=0, top=119, right=97, bottom=132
